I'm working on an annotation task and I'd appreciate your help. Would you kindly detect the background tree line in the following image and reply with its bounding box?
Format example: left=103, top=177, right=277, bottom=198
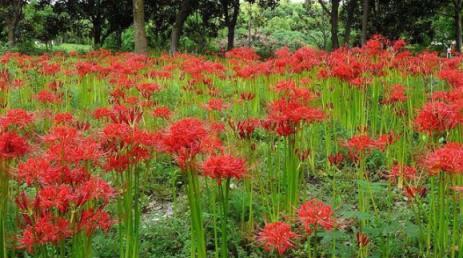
left=0, top=0, right=461, bottom=55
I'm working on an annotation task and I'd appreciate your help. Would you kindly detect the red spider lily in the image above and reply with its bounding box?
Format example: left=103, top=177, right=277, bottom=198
left=201, top=154, right=246, bottom=184
left=40, top=62, right=61, bottom=76
left=157, top=118, right=221, bottom=168
left=152, top=106, right=172, bottom=120
left=109, top=105, right=143, bottom=126
left=0, top=132, right=29, bottom=160
left=258, top=221, right=298, bottom=255
left=203, top=98, right=228, bottom=112
left=35, top=90, right=61, bottom=104
left=392, top=39, right=407, bottom=52
left=356, top=232, right=370, bottom=247
left=78, top=209, right=113, bottom=236
left=18, top=214, right=72, bottom=253
left=342, top=133, right=394, bottom=155
left=16, top=128, right=114, bottom=253
left=389, top=164, right=417, bottom=181
left=136, top=82, right=161, bottom=99
left=422, top=143, right=463, bottom=175
left=0, top=109, right=34, bottom=130
left=264, top=98, right=324, bottom=136
left=381, top=84, right=407, bottom=104
left=328, top=152, right=345, bottom=166
left=229, top=118, right=259, bottom=139
left=297, top=199, right=335, bottom=235
left=239, top=92, right=255, bottom=101
left=439, top=69, right=463, bottom=88
left=403, top=186, right=427, bottom=199
left=53, top=112, right=74, bottom=124
left=225, top=47, right=260, bottom=61
left=92, top=107, right=113, bottom=120
left=414, top=102, right=462, bottom=134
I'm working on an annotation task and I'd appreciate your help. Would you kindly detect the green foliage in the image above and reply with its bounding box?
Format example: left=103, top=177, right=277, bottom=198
left=231, top=1, right=330, bottom=55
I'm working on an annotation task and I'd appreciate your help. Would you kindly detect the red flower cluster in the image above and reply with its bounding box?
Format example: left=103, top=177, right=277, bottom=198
left=297, top=198, right=335, bottom=235
left=0, top=109, right=34, bottom=130
left=201, top=154, right=246, bottom=184
left=229, top=118, right=259, bottom=139
left=414, top=102, right=461, bottom=134
left=423, top=143, right=463, bottom=175
left=258, top=222, right=298, bottom=255
left=16, top=126, right=114, bottom=253
left=156, top=118, right=221, bottom=168
left=342, top=133, right=394, bottom=156
left=264, top=98, right=324, bottom=136
left=381, top=84, right=407, bottom=104
left=389, top=164, right=417, bottom=181
left=0, top=132, right=29, bottom=160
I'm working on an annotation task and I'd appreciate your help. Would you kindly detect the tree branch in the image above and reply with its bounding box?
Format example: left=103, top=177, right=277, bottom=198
left=318, top=0, right=331, bottom=15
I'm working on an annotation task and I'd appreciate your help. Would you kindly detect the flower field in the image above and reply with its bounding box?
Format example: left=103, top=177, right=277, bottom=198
left=1, top=36, right=463, bottom=257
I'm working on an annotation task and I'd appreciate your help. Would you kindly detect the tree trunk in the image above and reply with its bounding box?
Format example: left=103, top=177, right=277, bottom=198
left=361, top=0, right=369, bottom=45
left=133, top=0, right=148, bottom=54
left=7, top=23, right=15, bottom=48
left=4, top=0, right=23, bottom=48
left=343, top=0, right=357, bottom=46
left=92, top=19, right=102, bottom=48
left=225, top=0, right=239, bottom=50
left=115, top=30, right=123, bottom=49
left=170, top=0, right=194, bottom=54
left=455, top=0, right=463, bottom=52
left=330, top=0, right=340, bottom=49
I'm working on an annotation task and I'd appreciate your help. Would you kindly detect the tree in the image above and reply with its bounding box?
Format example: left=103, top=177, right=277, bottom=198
left=221, top=0, right=240, bottom=50
left=133, top=0, right=147, bottom=53
left=318, top=0, right=340, bottom=49
left=351, top=0, right=446, bottom=45
left=343, top=0, right=358, bottom=46
left=0, top=0, right=25, bottom=47
left=22, top=1, right=69, bottom=48
left=360, top=0, right=368, bottom=45
left=452, top=0, right=462, bottom=52
left=170, top=0, right=197, bottom=54
left=55, top=0, right=133, bottom=48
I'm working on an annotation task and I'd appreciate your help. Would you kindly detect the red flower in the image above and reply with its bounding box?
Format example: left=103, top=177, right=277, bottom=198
left=157, top=118, right=219, bottom=168
left=152, top=106, right=171, bottom=120
left=403, top=186, right=427, bottom=199
left=202, top=154, right=246, bottom=184
left=264, top=98, right=324, bottom=136
left=35, top=90, right=61, bottom=104
left=342, top=133, right=392, bottom=155
left=356, top=232, right=370, bottom=247
left=414, top=102, right=461, bottom=134
left=328, top=153, right=345, bottom=166
left=234, top=119, right=259, bottom=139
left=54, top=112, right=74, bottom=124
left=423, top=143, right=463, bottom=175
left=79, top=209, right=113, bottom=236
left=258, top=221, right=298, bottom=255
left=225, top=47, right=260, bottom=61
left=203, top=98, right=228, bottom=112
left=382, top=84, right=407, bottom=104
left=136, top=82, right=160, bottom=99
left=389, top=164, right=417, bottom=181
left=0, top=132, right=29, bottom=160
left=297, top=199, right=335, bottom=235
left=0, top=109, right=34, bottom=129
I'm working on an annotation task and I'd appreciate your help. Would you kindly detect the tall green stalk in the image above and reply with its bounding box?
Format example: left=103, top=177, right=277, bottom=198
left=185, top=169, right=207, bottom=258
left=284, top=135, right=299, bottom=216
left=0, top=160, right=9, bottom=258
left=118, top=164, right=142, bottom=258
